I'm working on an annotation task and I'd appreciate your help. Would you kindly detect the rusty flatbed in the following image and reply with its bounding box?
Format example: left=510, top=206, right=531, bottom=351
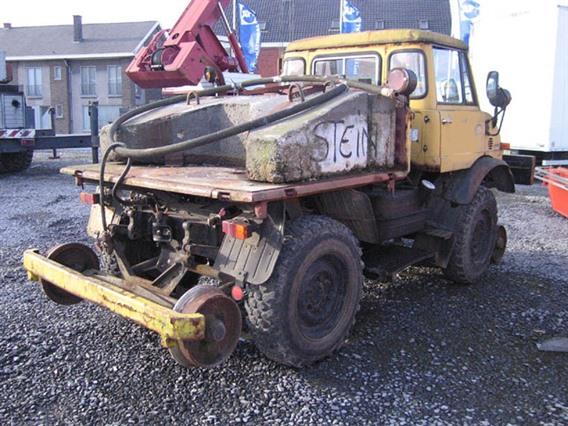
left=62, top=164, right=408, bottom=203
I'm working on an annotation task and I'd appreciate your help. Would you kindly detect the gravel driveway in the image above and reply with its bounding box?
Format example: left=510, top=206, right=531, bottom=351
left=1, top=150, right=567, bottom=425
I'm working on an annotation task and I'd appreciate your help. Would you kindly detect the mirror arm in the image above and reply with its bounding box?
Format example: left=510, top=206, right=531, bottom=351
left=485, top=107, right=507, bottom=137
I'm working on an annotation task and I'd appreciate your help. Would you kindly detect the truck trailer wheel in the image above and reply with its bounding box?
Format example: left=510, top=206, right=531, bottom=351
left=0, top=150, right=34, bottom=173
left=245, top=216, right=363, bottom=367
left=444, top=187, right=498, bottom=284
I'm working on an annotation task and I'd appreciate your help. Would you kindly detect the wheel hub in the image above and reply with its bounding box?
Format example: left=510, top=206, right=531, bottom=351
left=298, top=256, right=346, bottom=340
left=471, top=211, right=492, bottom=264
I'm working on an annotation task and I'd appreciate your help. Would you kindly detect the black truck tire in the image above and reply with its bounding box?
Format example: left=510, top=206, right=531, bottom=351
left=444, top=187, right=498, bottom=284
left=245, top=216, right=363, bottom=367
left=0, top=150, right=34, bottom=173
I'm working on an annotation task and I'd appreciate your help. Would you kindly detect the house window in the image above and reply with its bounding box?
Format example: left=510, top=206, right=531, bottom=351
left=134, top=84, right=142, bottom=99
left=419, top=20, right=430, bottom=30
left=108, top=65, right=123, bottom=96
left=259, top=21, right=267, bottom=31
left=330, top=19, right=340, bottom=31
left=53, top=66, right=62, bottom=81
left=81, top=66, right=97, bottom=96
left=83, top=105, right=121, bottom=131
left=55, top=105, right=64, bottom=118
left=26, top=67, right=42, bottom=97
left=375, top=20, right=386, bottom=30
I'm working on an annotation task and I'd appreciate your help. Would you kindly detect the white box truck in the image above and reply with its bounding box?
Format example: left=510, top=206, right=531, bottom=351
left=470, top=2, right=568, bottom=165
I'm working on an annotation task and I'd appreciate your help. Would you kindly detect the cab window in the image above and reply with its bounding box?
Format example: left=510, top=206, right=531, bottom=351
left=389, top=51, right=427, bottom=98
left=313, top=55, right=381, bottom=85
left=282, top=59, right=306, bottom=76
left=433, top=48, right=476, bottom=105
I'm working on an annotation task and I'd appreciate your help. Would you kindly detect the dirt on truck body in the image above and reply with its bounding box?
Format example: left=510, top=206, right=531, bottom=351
left=23, top=30, right=518, bottom=369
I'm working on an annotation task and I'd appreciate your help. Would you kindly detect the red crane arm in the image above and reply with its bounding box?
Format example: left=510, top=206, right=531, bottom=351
left=126, top=0, right=249, bottom=89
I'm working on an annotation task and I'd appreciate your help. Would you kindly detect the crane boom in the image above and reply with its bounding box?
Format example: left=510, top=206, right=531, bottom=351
left=126, top=0, right=249, bottom=88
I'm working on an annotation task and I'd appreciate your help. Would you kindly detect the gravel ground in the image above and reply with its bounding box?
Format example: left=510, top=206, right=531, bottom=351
left=1, top=150, right=567, bottom=425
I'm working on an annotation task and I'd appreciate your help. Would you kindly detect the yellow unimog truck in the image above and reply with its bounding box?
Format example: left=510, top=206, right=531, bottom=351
left=24, top=30, right=515, bottom=369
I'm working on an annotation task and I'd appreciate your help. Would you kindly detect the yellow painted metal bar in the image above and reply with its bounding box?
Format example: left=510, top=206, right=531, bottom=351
left=23, top=250, right=205, bottom=343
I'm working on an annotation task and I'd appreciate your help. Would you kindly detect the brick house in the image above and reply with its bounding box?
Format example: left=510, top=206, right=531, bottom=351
left=0, top=17, right=161, bottom=134
left=220, top=0, right=452, bottom=77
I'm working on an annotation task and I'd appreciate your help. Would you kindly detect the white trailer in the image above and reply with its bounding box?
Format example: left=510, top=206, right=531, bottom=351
left=470, top=2, right=568, bottom=165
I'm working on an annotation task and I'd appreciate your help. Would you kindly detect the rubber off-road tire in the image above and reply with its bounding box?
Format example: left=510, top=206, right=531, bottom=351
left=245, top=216, right=363, bottom=368
left=443, top=187, right=498, bottom=285
left=0, top=150, right=34, bottom=173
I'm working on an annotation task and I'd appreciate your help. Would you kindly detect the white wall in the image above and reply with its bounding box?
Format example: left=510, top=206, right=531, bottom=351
left=470, top=2, right=567, bottom=152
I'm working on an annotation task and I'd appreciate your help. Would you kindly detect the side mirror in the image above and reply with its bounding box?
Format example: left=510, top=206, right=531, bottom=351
left=486, top=71, right=512, bottom=109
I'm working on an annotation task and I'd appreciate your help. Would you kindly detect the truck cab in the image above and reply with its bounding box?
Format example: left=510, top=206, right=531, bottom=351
left=283, top=29, right=504, bottom=175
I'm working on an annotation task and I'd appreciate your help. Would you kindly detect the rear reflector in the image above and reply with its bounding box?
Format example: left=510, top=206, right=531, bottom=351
left=222, top=220, right=250, bottom=240
left=20, top=139, right=35, bottom=147
left=80, top=192, right=100, bottom=205
left=231, top=285, right=245, bottom=302
left=501, top=143, right=511, bottom=150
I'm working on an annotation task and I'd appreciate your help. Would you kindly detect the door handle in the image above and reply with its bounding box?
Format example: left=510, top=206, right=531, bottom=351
left=441, top=117, right=453, bottom=125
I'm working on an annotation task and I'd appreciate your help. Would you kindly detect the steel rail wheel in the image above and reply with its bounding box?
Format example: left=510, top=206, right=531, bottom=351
left=41, top=243, right=99, bottom=305
left=169, top=285, right=241, bottom=368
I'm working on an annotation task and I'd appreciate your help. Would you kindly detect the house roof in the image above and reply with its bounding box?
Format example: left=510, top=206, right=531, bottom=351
left=1, top=20, right=160, bottom=60
left=287, top=29, right=466, bottom=52
left=216, top=0, right=451, bottom=44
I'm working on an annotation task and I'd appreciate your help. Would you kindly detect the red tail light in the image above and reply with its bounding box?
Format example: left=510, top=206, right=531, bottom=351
left=80, top=192, right=100, bottom=205
left=222, top=220, right=251, bottom=240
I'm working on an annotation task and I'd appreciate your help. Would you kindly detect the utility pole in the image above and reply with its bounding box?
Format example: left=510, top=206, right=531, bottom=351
left=232, top=0, right=238, bottom=33
left=339, top=0, right=344, bottom=34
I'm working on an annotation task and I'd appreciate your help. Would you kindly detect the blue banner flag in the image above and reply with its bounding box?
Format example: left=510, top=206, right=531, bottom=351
left=459, top=0, right=480, bottom=46
left=238, top=2, right=261, bottom=73
left=342, top=0, right=362, bottom=34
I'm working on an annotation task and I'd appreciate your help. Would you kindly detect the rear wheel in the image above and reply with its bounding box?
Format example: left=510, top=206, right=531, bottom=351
left=245, top=216, right=363, bottom=367
left=444, top=187, right=498, bottom=284
left=0, top=150, right=34, bottom=173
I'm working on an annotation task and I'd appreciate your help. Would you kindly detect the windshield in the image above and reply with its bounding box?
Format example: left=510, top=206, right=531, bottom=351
left=282, top=59, right=306, bottom=76
left=313, top=55, right=381, bottom=84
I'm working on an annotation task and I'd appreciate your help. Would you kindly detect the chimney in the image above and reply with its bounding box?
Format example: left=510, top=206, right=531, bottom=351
left=3, top=23, right=12, bottom=29
left=73, top=15, right=83, bottom=42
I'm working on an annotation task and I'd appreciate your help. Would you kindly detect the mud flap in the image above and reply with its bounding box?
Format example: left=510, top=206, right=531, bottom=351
left=215, top=217, right=283, bottom=285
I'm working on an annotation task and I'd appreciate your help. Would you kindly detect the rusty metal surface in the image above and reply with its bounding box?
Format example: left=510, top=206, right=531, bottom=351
left=41, top=243, right=99, bottom=306
left=62, top=163, right=408, bottom=203
left=169, top=285, right=242, bottom=368
left=23, top=249, right=206, bottom=343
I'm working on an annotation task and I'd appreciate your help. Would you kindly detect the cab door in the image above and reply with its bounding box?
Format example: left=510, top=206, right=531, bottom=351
left=433, top=48, right=487, bottom=172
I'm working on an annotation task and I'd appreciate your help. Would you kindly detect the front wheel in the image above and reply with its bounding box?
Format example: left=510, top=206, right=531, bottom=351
left=245, top=216, right=363, bottom=367
left=0, top=150, right=34, bottom=174
left=444, top=187, right=498, bottom=284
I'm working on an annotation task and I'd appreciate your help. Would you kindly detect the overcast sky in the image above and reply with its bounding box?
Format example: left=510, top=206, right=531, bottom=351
left=2, top=0, right=193, bottom=28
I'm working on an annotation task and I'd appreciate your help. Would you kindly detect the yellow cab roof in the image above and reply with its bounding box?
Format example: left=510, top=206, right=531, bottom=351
left=286, top=29, right=467, bottom=53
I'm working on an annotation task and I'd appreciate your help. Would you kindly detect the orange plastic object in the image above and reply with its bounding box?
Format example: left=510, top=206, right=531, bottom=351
left=540, top=167, right=568, bottom=219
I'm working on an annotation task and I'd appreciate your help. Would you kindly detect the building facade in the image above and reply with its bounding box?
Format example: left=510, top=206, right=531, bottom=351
left=219, top=0, right=452, bottom=76
left=1, top=18, right=161, bottom=134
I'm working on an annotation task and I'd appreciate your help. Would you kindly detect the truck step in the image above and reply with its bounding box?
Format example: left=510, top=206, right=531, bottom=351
left=363, top=245, right=436, bottom=281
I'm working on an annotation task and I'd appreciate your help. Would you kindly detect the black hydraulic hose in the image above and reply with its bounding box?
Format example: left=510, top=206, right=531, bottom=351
left=111, top=158, right=133, bottom=205
left=97, top=74, right=395, bottom=231
left=112, top=83, right=348, bottom=160
left=107, top=75, right=363, bottom=158
left=99, top=143, right=125, bottom=231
